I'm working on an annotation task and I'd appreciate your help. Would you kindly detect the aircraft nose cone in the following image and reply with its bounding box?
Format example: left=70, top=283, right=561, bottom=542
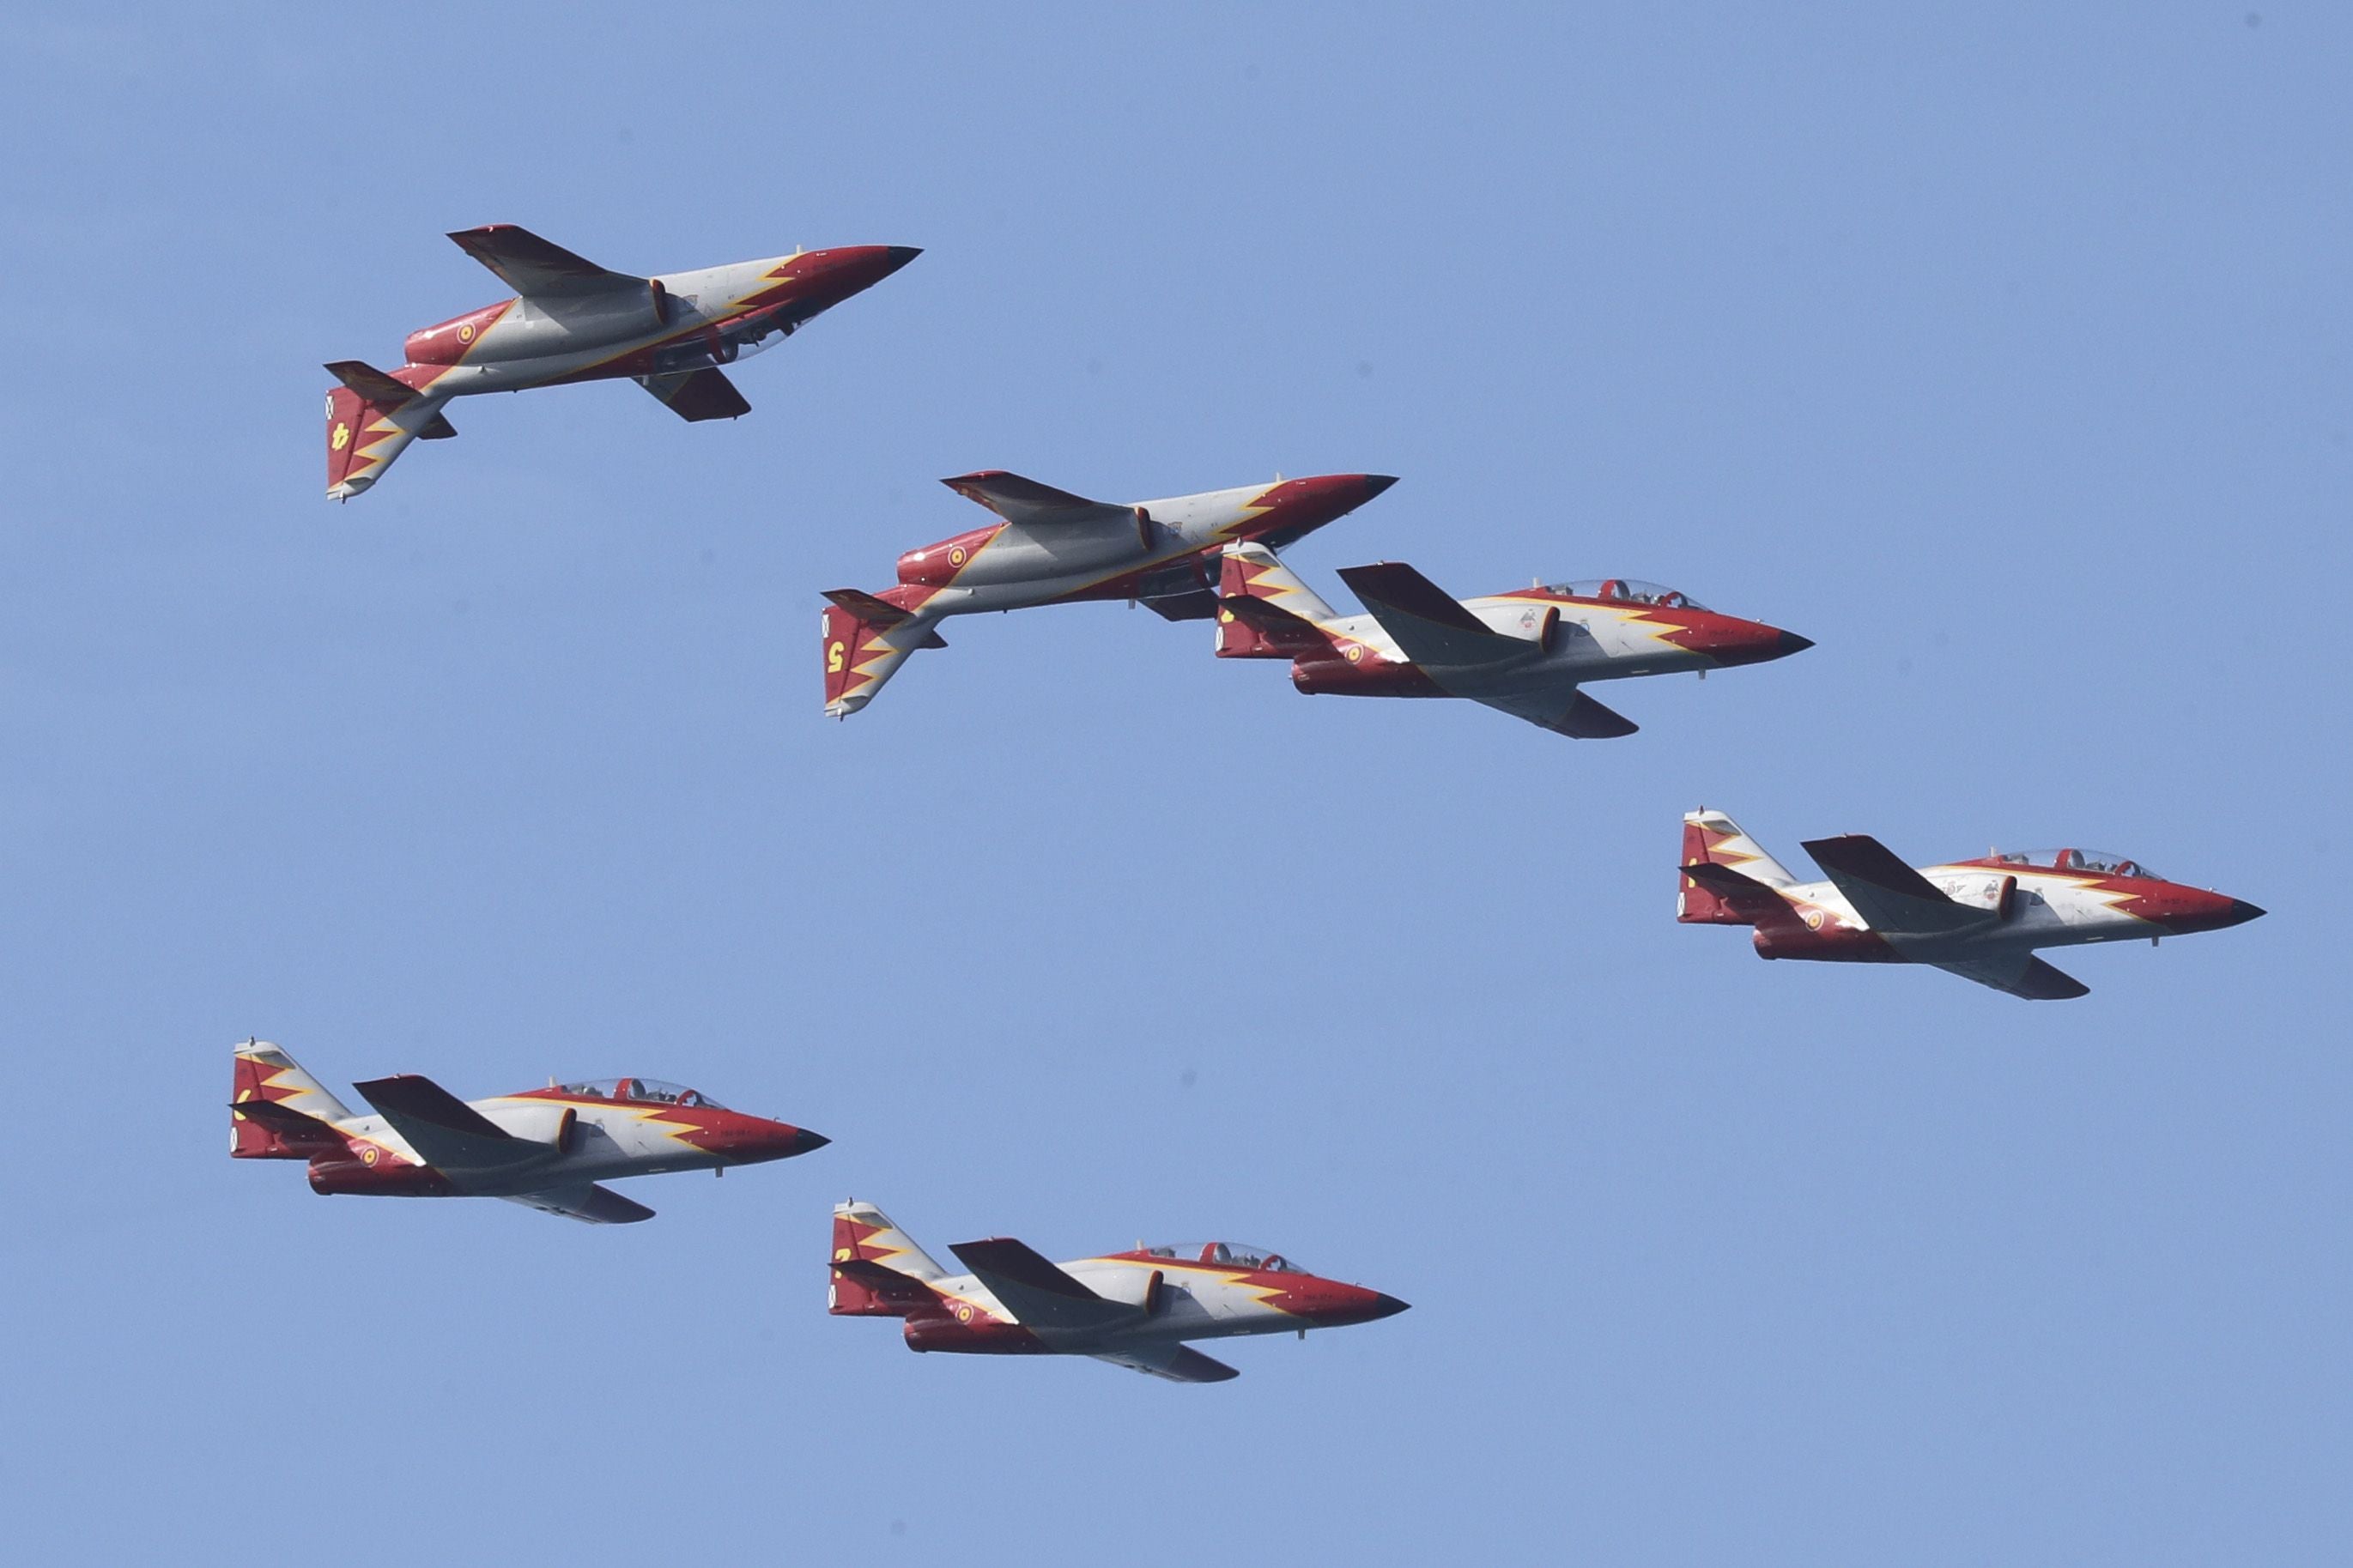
left=2222, top=899, right=2265, bottom=927
left=881, top=245, right=923, bottom=275
left=1777, top=630, right=1815, bottom=657
left=788, top=1127, right=832, bottom=1156
left=1361, top=474, right=1400, bottom=499
left=1368, top=1293, right=1411, bottom=1319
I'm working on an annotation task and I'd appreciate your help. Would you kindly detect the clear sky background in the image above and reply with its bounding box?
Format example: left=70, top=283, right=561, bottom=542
left=3, top=4, right=2346, bottom=1562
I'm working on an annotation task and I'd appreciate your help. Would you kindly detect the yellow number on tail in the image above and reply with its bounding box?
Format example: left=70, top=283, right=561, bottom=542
left=331, top=423, right=350, bottom=451
left=827, top=640, right=846, bottom=675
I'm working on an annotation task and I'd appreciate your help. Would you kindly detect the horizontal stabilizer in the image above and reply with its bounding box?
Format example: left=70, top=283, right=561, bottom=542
left=637, top=366, right=750, bottom=422
left=1546, top=690, right=1639, bottom=739
left=940, top=471, right=1136, bottom=535
left=446, top=225, right=642, bottom=300
left=1931, top=953, right=2091, bottom=1001
left=1803, top=834, right=1992, bottom=938
left=1216, top=590, right=1332, bottom=659
left=1142, top=587, right=1220, bottom=621
left=821, top=590, right=948, bottom=648
left=1090, top=1343, right=1241, bottom=1383
left=324, top=360, right=416, bottom=404
left=948, top=1238, right=1140, bottom=1332
left=417, top=411, right=458, bottom=439
left=228, top=1097, right=346, bottom=1156
left=832, top=1256, right=940, bottom=1306
left=501, top=1184, right=656, bottom=1224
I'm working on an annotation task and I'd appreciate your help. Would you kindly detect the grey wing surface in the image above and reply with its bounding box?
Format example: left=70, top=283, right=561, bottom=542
left=946, top=1239, right=1142, bottom=1332
left=939, top=471, right=1139, bottom=535
left=1801, top=834, right=1992, bottom=938
left=446, top=225, right=644, bottom=299
left=501, top=1184, right=658, bottom=1224
left=637, top=368, right=750, bottom=421
left=350, top=1075, right=549, bottom=1174
left=1089, top=1343, right=1241, bottom=1383
left=1928, top=953, right=2090, bottom=1001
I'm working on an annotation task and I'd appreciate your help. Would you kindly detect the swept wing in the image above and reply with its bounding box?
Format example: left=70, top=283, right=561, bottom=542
left=446, top=225, right=644, bottom=300
left=350, top=1075, right=554, bottom=1176
left=500, top=1184, right=657, bottom=1225
left=1089, top=1343, right=1242, bottom=1383
left=636, top=367, right=750, bottom=422
left=1337, top=562, right=1636, bottom=737
left=946, top=1238, right=1143, bottom=1333
left=1927, top=953, right=2091, bottom=1001
left=1801, top=835, right=1996, bottom=939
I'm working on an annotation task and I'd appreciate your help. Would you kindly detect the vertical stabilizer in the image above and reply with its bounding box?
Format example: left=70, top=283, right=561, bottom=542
left=830, top=1201, right=949, bottom=1317
left=231, top=1040, right=355, bottom=1156
left=1680, top=809, right=1802, bottom=926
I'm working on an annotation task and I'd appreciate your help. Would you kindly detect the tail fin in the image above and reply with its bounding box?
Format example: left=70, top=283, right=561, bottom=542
left=1679, top=808, right=1798, bottom=924
left=829, top=1200, right=948, bottom=1316
left=324, top=362, right=452, bottom=500
left=821, top=590, right=945, bottom=717
left=231, top=1039, right=355, bottom=1157
left=1215, top=543, right=1341, bottom=659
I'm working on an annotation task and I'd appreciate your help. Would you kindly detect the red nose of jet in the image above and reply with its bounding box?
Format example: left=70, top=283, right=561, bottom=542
left=2150, top=889, right=2266, bottom=934
left=1245, top=474, right=1398, bottom=544
left=714, top=1119, right=829, bottom=1163
left=791, top=245, right=923, bottom=306
left=1671, top=616, right=1813, bottom=667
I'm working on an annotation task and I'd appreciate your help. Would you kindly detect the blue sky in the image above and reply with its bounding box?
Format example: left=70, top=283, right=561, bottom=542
left=3, top=3, right=2346, bottom=1561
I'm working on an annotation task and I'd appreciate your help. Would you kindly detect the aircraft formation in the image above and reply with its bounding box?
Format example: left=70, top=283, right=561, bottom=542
left=246, top=222, right=2265, bottom=1383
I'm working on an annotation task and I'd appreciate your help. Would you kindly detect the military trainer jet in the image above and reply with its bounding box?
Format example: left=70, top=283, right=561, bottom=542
left=1212, top=543, right=1810, bottom=738
left=827, top=1201, right=1408, bottom=1383
left=820, top=470, right=1396, bottom=717
left=1677, top=810, right=2265, bottom=999
left=325, top=225, right=919, bottom=499
left=229, top=1040, right=827, bottom=1222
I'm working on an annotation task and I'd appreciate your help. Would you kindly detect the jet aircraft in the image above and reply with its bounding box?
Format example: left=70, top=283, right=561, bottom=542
left=1212, top=543, right=1811, bottom=737
left=827, top=1201, right=1409, bottom=1383
left=229, top=1040, right=827, bottom=1222
left=325, top=226, right=919, bottom=499
left=1677, top=811, right=2265, bottom=999
left=820, top=470, right=1397, bottom=717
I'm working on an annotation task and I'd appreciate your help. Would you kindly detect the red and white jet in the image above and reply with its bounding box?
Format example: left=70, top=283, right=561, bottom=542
left=229, top=1040, right=827, bottom=1223
left=820, top=470, right=1397, bottom=717
left=324, top=226, right=919, bottom=499
left=1213, top=543, right=1811, bottom=737
left=828, top=1202, right=1409, bottom=1383
left=1677, top=811, right=2265, bottom=999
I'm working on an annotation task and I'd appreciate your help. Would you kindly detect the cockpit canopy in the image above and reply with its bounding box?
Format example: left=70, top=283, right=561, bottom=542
left=1546, top=578, right=1709, bottom=610
left=555, top=1076, right=726, bottom=1109
left=1138, top=1241, right=1304, bottom=1273
left=1990, top=848, right=2159, bottom=881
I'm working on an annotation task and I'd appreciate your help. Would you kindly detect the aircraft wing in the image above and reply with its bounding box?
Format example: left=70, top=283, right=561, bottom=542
left=946, top=1238, right=1143, bottom=1332
left=1801, top=834, right=1994, bottom=938
left=1540, top=690, right=1639, bottom=738
left=939, top=471, right=1138, bottom=535
left=1337, top=562, right=1526, bottom=671
left=500, top=1184, right=657, bottom=1225
left=1928, top=953, right=2091, bottom=1001
left=1089, top=1343, right=1242, bottom=1383
left=446, top=225, right=643, bottom=299
left=351, top=1075, right=550, bottom=1174
left=636, top=367, right=750, bottom=422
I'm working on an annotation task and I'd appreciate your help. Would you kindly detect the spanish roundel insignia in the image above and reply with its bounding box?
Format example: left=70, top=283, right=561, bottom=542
left=458, top=323, right=476, bottom=343
left=949, top=546, right=967, bottom=567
